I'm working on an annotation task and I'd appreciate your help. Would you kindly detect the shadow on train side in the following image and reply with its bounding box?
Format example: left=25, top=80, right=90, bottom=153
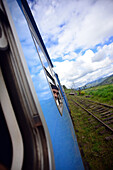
left=0, top=0, right=84, bottom=169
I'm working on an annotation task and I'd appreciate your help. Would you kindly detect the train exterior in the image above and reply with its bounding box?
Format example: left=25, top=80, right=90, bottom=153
left=0, top=0, right=84, bottom=169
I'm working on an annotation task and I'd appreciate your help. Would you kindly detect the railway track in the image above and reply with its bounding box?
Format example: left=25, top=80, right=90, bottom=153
left=70, top=95, right=113, bottom=135
left=68, top=94, right=113, bottom=169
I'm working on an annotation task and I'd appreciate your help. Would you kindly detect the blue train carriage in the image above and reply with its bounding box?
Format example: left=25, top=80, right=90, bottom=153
left=54, top=72, right=71, bottom=114
left=0, top=0, right=84, bottom=169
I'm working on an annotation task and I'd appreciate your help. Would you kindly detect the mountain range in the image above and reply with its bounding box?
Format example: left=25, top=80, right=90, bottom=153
left=81, top=74, right=113, bottom=89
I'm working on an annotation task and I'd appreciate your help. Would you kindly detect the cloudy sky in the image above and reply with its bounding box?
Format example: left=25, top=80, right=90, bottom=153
left=27, top=0, right=113, bottom=88
left=7, top=0, right=113, bottom=90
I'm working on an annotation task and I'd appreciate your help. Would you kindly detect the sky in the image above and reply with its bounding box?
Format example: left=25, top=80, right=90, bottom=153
left=27, top=0, right=113, bottom=89
left=7, top=0, right=113, bottom=90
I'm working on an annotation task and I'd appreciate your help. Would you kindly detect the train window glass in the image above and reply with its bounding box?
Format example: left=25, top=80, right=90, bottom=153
left=32, top=36, right=63, bottom=115
left=6, top=0, right=51, bottom=101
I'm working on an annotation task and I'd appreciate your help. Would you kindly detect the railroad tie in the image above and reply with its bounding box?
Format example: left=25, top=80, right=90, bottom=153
left=101, top=112, right=113, bottom=118
left=103, top=116, right=113, bottom=121
left=100, top=111, right=111, bottom=116
left=105, top=135, right=113, bottom=141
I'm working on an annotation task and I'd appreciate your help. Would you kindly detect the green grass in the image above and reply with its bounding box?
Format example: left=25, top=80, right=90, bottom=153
left=65, top=87, right=113, bottom=170
left=83, top=84, right=113, bottom=105
left=65, top=84, right=113, bottom=105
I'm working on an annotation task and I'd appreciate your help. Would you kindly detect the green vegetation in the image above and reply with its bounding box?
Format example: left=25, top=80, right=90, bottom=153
left=65, top=84, right=113, bottom=169
left=65, top=84, right=113, bottom=105
left=83, top=84, right=113, bottom=105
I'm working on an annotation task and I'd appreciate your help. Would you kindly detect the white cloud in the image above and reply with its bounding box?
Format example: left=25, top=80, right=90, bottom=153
left=77, top=50, right=94, bottom=63
left=93, top=43, right=113, bottom=62
left=54, top=43, right=113, bottom=88
left=30, top=0, right=113, bottom=51
left=8, top=0, right=113, bottom=89
left=62, top=52, right=78, bottom=60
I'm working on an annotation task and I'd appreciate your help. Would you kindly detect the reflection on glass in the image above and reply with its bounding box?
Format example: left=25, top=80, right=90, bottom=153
left=6, top=0, right=52, bottom=101
left=32, top=35, right=63, bottom=115
left=6, top=0, right=63, bottom=115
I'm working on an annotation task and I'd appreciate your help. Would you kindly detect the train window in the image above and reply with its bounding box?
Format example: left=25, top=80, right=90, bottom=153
left=31, top=36, right=64, bottom=115
left=6, top=0, right=63, bottom=115
left=44, top=67, right=63, bottom=114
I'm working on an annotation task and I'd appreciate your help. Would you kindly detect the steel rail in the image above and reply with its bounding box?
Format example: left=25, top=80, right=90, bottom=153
left=71, top=99, right=113, bottom=133
left=77, top=96, right=113, bottom=109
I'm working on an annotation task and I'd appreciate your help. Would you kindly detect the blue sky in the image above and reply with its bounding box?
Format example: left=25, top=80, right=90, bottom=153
left=8, top=0, right=113, bottom=89
left=28, top=0, right=113, bottom=88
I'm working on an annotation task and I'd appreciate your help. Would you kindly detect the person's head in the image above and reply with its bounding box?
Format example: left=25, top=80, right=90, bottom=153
left=51, top=84, right=59, bottom=100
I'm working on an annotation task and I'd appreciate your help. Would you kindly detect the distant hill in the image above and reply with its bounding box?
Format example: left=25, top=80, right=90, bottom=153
left=99, top=74, right=113, bottom=86
left=85, top=77, right=106, bottom=88
left=81, top=74, right=113, bottom=89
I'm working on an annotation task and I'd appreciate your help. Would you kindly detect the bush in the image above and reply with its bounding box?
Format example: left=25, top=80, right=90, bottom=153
left=80, top=91, right=85, bottom=96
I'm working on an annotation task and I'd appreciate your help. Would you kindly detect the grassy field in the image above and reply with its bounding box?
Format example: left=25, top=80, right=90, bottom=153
left=83, top=84, right=113, bottom=105
left=65, top=84, right=113, bottom=170
left=66, top=84, right=113, bottom=105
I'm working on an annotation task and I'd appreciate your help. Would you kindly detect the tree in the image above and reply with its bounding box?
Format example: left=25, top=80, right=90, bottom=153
left=63, top=85, right=67, bottom=89
left=78, top=87, right=81, bottom=95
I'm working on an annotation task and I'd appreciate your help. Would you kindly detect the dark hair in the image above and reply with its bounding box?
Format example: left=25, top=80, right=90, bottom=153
left=50, top=84, right=59, bottom=90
